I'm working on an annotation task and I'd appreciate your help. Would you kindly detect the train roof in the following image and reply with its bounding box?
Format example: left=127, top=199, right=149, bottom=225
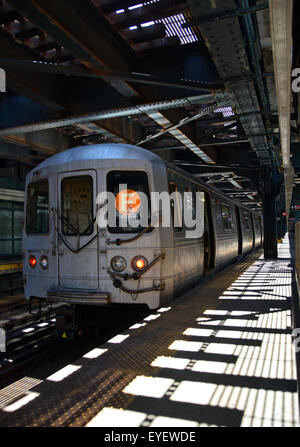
left=31, top=143, right=163, bottom=171
left=29, top=143, right=261, bottom=216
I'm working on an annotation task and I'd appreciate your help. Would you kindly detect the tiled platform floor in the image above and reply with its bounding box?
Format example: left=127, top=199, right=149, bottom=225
left=0, top=235, right=298, bottom=427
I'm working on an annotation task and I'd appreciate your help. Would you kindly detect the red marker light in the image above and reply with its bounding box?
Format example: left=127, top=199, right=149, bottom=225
left=29, top=255, right=37, bottom=268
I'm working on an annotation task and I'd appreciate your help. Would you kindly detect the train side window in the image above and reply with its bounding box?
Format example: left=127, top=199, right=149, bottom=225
left=255, top=216, right=260, bottom=230
left=184, top=185, right=194, bottom=220
left=169, top=181, right=183, bottom=232
left=221, top=204, right=232, bottom=230
left=107, top=170, right=150, bottom=233
left=61, top=176, right=93, bottom=236
left=243, top=213, right=251, bottom=231
left=26, top=179, right=49, bottom=235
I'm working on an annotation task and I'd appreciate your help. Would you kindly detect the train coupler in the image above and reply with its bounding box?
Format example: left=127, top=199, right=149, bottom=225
left=29, top=296, right=43, bottom=317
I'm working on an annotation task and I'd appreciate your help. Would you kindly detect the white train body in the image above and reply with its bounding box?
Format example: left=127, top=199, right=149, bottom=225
left=22, top=143, right=262, bottom=309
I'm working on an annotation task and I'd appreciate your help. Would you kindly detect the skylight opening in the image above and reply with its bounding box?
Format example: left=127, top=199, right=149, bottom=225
left=214, top=106, right=235, bottom=117
left=117, top=1, right=197, bottom=45
left=156, top=13, right=197, bottom=44
left=128, top=4, right=143, bottom=10
left=141, top=21, right=155, bottom=27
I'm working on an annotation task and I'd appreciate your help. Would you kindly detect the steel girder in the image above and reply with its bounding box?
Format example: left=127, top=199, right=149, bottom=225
left=7, top=0, right=139, bottom=99
left=187, top=0, right=275, bottom=168
left=0, top=94, right=215, bottom=136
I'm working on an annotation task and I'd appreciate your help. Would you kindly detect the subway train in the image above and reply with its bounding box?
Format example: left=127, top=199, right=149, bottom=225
left=22, top=143, right=262, bottom=311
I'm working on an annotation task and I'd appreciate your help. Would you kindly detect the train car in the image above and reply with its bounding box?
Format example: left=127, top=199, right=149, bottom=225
left=22, top=143, right=262, bottom=312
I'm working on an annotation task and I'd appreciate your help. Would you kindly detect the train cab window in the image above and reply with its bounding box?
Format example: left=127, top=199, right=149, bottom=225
left=26, top=179, right=49, bottom=234
left=221, top=204, right=232, bottom=230
left=61, top=176, right=93, bottom=236
left=107, top=171, right=150, bottom=233
left=169, top=181, right=183, bottom=232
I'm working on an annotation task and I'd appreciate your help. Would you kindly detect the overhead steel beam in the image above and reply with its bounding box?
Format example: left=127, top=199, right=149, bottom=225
left=0, top=94, right=215, bottom=136
left=183, top=3, right=269, bottom=27
left=0, top=140, right=45, bottom=163
left=141, top=108, right=216, bottom=163
left=0, top=58, right=224, bottom=93
left=3, top=1, right=221, bottom=165
left=0, top=129, right=72, bottom=155
left=269, top=0, right=294, bottom=216
left=7, top=0, right=140, bottom=98
left=0, top=29, right=64, bottom=111
left=187, top=0, right=273, bottom=167
left=108, top=0, right=186, bottom=29
left=0, top=33, right=145, bottom=145
left=197, top=139, right=249, bottom=147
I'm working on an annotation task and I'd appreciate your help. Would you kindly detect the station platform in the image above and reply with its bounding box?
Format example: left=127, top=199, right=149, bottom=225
left=0, top=260, right=22, bottom=276
left=0, top=235, right=298, bottom=427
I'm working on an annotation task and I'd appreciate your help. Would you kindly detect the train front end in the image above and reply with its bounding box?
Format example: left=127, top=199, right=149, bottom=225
left=22, top=144, right=174, bottom=310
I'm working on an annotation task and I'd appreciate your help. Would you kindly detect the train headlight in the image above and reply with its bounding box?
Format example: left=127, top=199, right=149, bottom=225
left=111, top=256, right=126, bottom=272
left=29, top=254, right=37, bottom=268
left=132, top=255, right=148, bottom=271
left=40, top=255, right=49, bottom=270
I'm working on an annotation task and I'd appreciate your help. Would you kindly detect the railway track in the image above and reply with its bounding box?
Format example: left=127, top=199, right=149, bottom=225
left=0, top=302, right=150, bottom=385
left=0, top=306, right=59, bottom=381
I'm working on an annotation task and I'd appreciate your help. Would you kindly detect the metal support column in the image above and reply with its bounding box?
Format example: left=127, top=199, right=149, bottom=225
left=262, top=169, right=283, bottom=259
left=277, top=184, right=287, bottom=240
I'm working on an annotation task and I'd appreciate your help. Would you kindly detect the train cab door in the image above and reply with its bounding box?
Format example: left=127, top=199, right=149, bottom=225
left=57, top=170, right=99, bottom=290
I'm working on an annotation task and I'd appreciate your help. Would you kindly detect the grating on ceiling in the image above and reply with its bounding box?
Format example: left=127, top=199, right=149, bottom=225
left=114, top=1, right=198, bottom=45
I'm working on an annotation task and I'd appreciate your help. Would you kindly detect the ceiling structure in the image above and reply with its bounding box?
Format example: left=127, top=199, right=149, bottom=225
left=0, top=0, right=299, bottom=216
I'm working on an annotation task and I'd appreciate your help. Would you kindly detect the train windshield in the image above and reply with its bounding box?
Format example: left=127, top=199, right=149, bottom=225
left=61, top=176, right=93, bottom=236
left=107, top=171, right=150, bottom=233
left=26, top=179, right=49, bottom=234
